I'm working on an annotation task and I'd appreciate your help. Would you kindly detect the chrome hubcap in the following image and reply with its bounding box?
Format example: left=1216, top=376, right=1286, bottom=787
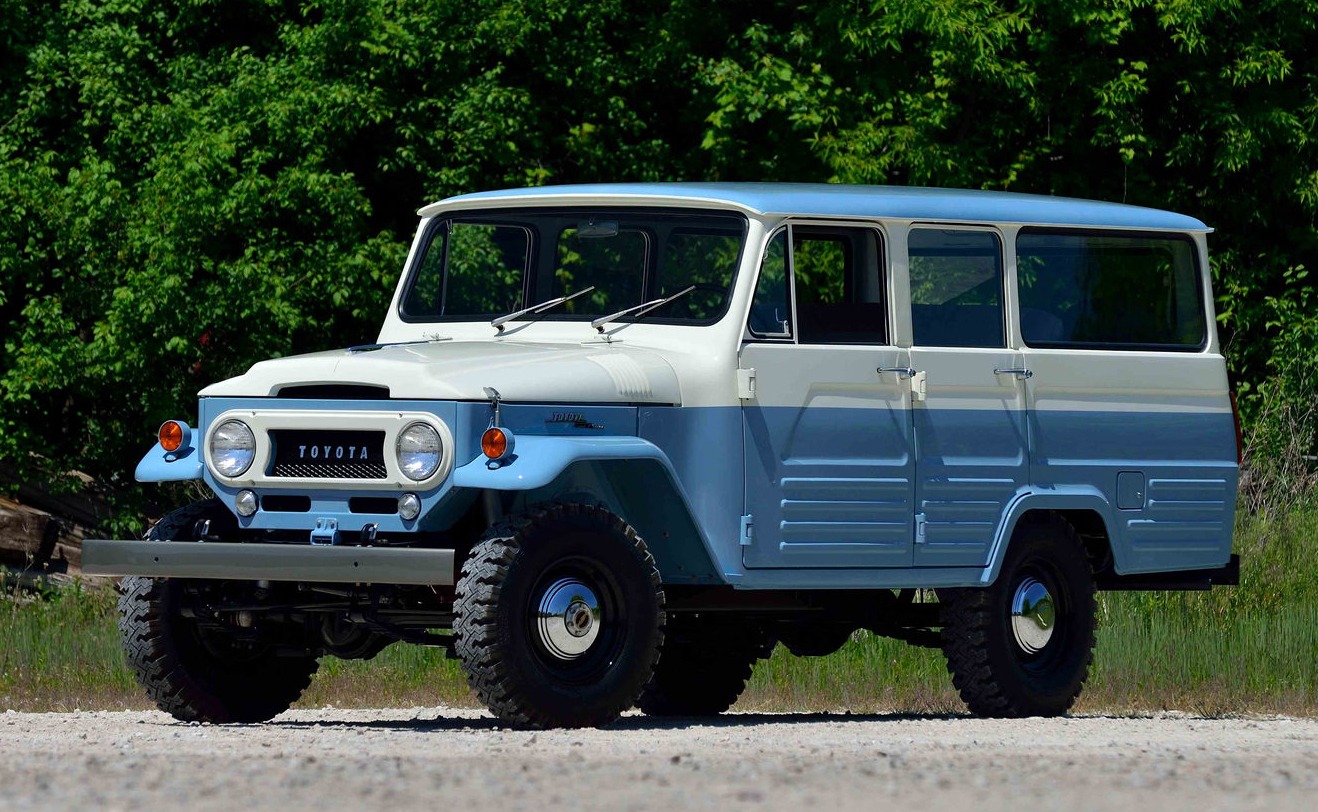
left=1010, top=577, right=1056, bottom=654
left=535, top=578, right=601, bottom=660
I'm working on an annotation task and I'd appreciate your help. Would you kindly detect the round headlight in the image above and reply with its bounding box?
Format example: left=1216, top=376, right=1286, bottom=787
left=397, top=423, right=442, bottom=481
left=210, top=420, right=256, bottom=477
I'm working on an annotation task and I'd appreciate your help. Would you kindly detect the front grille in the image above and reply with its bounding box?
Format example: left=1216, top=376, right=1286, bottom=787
left=268, top=430, right=387, bottom=480
left=271, top=461, right=388, bottom=479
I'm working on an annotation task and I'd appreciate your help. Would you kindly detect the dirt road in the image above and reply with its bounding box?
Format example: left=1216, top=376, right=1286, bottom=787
left=2, top=708, right=1315, bottom=812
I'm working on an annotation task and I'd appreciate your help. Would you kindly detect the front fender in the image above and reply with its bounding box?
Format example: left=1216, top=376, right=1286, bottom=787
left=452, top=435, right=724, bottom=584
left=135, top=442, right=204, bottom=482
left=451, top=436, right=673, bottom=491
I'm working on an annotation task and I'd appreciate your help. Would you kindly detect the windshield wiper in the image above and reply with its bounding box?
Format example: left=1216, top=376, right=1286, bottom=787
left=491, top=286, right=596, bottom=333
left=590, top=285, right=696, bottom=333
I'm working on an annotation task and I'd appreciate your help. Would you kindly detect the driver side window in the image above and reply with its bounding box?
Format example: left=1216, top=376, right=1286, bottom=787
left=749, top=230, right=792, bottom=337
left=747, top=225, right=888, bottom=343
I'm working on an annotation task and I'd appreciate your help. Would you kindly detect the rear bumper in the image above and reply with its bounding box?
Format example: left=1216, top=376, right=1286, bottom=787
left=81, top=539, right=455, bottom=585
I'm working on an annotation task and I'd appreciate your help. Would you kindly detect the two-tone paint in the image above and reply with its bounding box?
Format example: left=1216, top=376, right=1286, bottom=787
left=133, top=184, right=1237, bottom=591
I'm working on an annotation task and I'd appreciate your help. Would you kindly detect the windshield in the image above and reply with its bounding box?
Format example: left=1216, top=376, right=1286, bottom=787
left=399, top=208, right=747, bottom=326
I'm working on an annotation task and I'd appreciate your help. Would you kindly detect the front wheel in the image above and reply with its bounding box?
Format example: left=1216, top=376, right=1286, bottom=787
left=452, top=503, right=665, bottom=729
left=118, top=500, right=319, bottom=723
left=940, top=512, right=1096, bottom=717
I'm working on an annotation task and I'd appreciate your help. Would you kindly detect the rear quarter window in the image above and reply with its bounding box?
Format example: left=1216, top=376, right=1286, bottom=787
left=1015, top=230, right=1205, bottom=351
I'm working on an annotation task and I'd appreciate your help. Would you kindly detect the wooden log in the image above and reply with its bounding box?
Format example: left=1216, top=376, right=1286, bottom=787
left=0, top=496, right=89, bottom=574
left=0, top=462, right=111, bottom=528
left=52, top=521, right=84, bottom=572
left=0, top=497, right=52, bottom=568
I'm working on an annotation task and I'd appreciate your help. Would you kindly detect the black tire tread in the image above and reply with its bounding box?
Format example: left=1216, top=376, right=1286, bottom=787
left=452, top=502, right=665, bottom=729
left=940, top=512, right=1097, bottom=718
left=637, top=621, right=770, bottom=716
left=118, top=500, right=318, bottom=723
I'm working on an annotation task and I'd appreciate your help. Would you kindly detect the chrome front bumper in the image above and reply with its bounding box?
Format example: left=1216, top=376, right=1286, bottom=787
left=82, top=539, right=455, bottom=585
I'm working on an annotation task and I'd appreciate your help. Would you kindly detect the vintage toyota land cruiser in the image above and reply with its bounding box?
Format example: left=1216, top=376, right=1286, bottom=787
left=84, top=183, right=1240, bottom=728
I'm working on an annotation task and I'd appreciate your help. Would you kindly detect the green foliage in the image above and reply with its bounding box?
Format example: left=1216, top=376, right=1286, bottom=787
left=1, top=1, right=1316, bottom=523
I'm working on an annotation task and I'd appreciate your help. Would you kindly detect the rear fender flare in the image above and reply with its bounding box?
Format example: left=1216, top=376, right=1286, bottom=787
left=982, top=488, right=1121, bottom=585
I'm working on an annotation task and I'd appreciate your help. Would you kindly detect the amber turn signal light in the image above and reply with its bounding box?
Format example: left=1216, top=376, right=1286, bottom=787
left=159, top=420, right=187, bottom=452
left=482, top=427, right=512, bottom=460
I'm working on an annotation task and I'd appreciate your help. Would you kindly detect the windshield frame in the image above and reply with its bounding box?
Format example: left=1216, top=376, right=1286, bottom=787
left=396, top=206, right=749, bottom=328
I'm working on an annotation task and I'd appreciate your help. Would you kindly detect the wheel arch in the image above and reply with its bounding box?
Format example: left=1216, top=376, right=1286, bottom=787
left=984, top=489, right=1123, bottom=586
left=521, top=459, right=722, bottom=584
left=452, top=437, right=724, bottom=584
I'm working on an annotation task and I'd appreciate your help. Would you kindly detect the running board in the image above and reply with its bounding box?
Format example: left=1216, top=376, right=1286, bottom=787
left=82, top=539, right=455, bottom=585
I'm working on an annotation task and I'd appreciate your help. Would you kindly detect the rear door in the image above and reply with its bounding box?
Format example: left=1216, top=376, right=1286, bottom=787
left=906, top=227, right=1030, bottom=568
left=741, top=224, right=916, bottom=569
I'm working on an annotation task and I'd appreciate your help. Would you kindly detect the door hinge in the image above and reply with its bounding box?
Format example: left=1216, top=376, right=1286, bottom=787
left=737, top=368, right=756, bottom=400
left=914, top=512, right=927, bottom=545
left=739, top=514, right=754, bottom=546
left=911, top=370, right=928, bottom=403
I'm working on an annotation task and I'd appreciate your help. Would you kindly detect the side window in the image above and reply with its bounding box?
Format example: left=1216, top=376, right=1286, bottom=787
left=793, top=227, right=886, bottom=344
left=1016, top=230, right=1205, bottom=349
left=909, top=229, right=1005, bottom=348
left=749, top=230, right=792, bottom=337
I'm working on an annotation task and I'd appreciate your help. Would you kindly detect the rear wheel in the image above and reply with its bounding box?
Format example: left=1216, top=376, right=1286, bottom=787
left=637, top=615, right=773, bottom=716
left=940, top=512, right=1097, bottom=717
left=118, top=500, right=319, bottom=723
left=453, top=503, right=665, bottom=729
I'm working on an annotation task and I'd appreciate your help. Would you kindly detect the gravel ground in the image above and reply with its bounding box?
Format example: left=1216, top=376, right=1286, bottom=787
left=2, top=708, right=1317, bottom=812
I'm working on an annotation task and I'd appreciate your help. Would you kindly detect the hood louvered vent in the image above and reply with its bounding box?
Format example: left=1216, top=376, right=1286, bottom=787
left=586, top=354, right=654, bottom=399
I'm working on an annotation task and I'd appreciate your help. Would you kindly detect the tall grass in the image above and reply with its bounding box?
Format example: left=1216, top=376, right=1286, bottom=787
left=3, top=506, right=1317, bottom=715
left=0, top=582, right=142, bottom=711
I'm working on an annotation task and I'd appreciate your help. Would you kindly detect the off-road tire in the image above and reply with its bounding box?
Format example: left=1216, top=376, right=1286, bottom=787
left=452, top=503, right=665, bottom=729
left=637, top=616, right=773, bottom=716
left=940, top=511, right=1097, bottom=718
left=117, top=500, right=319, bottom=723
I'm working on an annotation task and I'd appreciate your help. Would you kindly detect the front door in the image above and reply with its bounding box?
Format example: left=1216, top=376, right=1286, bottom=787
left=907, top=227, right=1029, bottom=567
left=742, top=224, right=916, bottom=569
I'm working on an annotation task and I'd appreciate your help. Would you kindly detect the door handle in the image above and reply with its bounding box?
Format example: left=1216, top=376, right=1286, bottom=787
left=877, top=367, right=916, bottom=379
left=994, top=367, right=1034, bottom=379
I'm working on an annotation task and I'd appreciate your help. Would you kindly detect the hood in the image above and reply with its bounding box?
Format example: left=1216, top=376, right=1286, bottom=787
left=198, top=340, right=682, bottom=404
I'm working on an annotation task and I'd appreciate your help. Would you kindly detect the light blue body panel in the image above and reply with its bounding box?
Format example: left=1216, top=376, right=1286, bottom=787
left=136, top=441, right=204, bottom=482
left=453, top=436, right=672, bottom=491
left=141, top=393, right=1235, bottom=588
left=743, top=402, right=915, bottom=568
left=734, top=403, right=1234, bottom=580
left=637, top=406, right=748, bottom=581
left=443, top=183, right=1210, bottom=232
left=1027, top=409, right=1238, bottom=573
left=910, top=403, right=1030, bottom=569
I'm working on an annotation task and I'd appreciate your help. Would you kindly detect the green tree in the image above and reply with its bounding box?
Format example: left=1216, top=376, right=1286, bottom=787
left=2, top=0, right=1316, bottom=526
